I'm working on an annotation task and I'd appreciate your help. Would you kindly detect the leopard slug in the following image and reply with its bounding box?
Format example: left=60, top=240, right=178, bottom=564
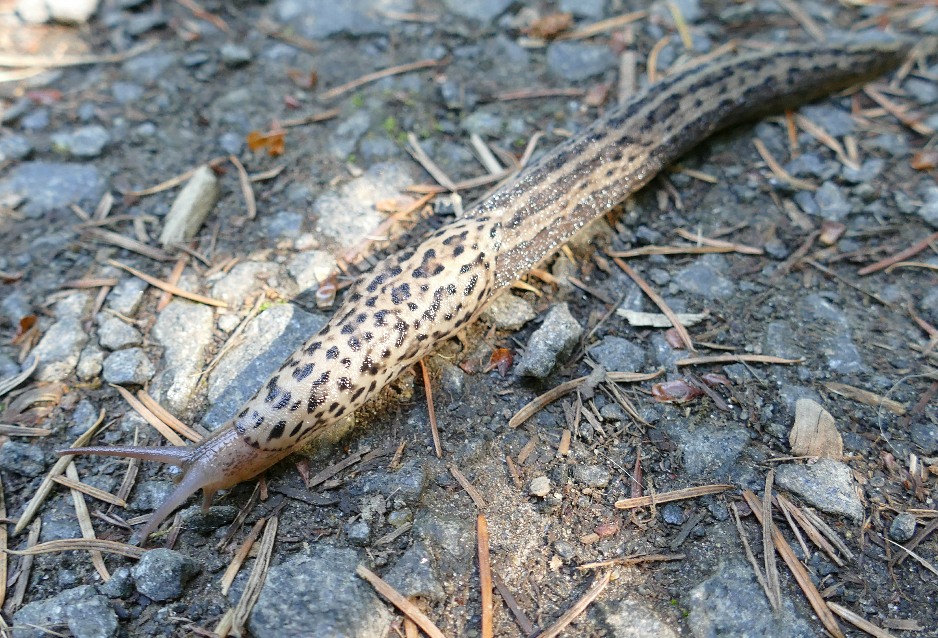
left=60, top=38, right=908, bottom=543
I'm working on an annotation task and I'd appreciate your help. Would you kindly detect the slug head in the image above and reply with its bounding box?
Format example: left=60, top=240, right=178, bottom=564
left=59, top=426, right=290, bottom=545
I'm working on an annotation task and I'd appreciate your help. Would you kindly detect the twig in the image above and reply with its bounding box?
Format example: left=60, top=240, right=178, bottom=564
left=356, top=565, right=447, bottom=638
left=229, top=156, right=256, bottom=220
left=615, top=484, right=733, bottom=510
left=556, top=11, right=646, bottom=40
left=107, top=259, right=228, bottom=308
left=477, top=515, right=494, bottom=638
left=450, top=466, right=486, bottom=509
left=762, top=471, right=782, bottom=612
left=613, top=257, right=694, bottom=351
left=320, top=59, right=442, bottom=101
left=675, top=354, right=802, bottom=366
left=857, top=231, right=938, bottom=276
left=536, top=572, right=611, bottom=638
left=231, top=516, right=278, bottom=636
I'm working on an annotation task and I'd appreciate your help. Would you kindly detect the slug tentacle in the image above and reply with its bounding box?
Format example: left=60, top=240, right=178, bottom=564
left=59, top=445, right=193, bottom=466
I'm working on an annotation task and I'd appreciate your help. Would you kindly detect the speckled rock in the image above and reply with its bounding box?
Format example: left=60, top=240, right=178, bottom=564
left=775, top=459, right=864, bottom=522
left=0, top=441, right=47, bottom=477
left=13, top=585, right=117, bottom=638
left=481, top=293, right=536, bottom=330
left=97, top=315, right=142, bottom=350
left=151, top=300, right=215, bottom=414
left=516, top=303, right=583, bottom=378
left=0, top=161, right=105, bottom=218
left=132, top=549, right=199, bottom=602
left=33, top=317, right=88, bottom=381
left=102, top=347, right=155, bottom=385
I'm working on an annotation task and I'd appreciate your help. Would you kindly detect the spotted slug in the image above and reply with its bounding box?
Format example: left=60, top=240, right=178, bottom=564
left=60, top=38, right=908, bottom=543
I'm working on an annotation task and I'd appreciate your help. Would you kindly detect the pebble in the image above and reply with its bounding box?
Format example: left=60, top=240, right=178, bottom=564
left=204, top=304, right=326, bottom=428
left=911, top=420, right=938, bottom=455
left=211, top=261, right=280, bottom=308
left=440, top=0, right=511, bottom=21
left=346, top=520, right=370, bottom=545
left=220, top=43, right=252, bottom=67
left=597, top=597, right=679, bottom=638
left=674, top=255, right=736, bottom=299
left=240, top=545, right=390, bottom=637
left=180, top=505, right=239, bottom=533
left=128, top=480, right=175, bottom=512
left=516, top=303, right=583, bottom=378
left=686, top=559, right=813, bottom=637
left=918, top=185, right=938, bottom=228
left=841, top=158, right=884, bottom=184
left=904, top=77, right=938, bottom=104
left=560, top=0, right=605, bottom=19
left=132, top=549, right=199, bottom=602
left=313, top=162, right=415, bottom=249
left=265, top=210, right=303, bottom=239
left=661, top=503, right=686, bottom=525
left=328, top=110, right=371, bottom=159
left=666, top=422, right=749, bottom=480
left=102, top=347, right=155, bottom=385
left=76, top=343, right=105, bottom=381
left=814, top=181, right=851, bottom=221
left=461, top=109, right=504, bottom=137
left=288, top=250, right=336, bottom=293
left=762, top=320, right=805, bottom=361
left=799, top=104, right=855, bottom=137
left=385, top=541, right=445, bottom=600
left=529, top=476, right=551, bottom=497
left=785, top=153, right=838, bottom=181
left=0, top=441, right=47, bottom=477
left=274, top=0, right=402, bottom=38
left=69, top=399, right=99, bottom=437
left=33, top=317, right=88, bottom=382
left=121, top=52, right=176, bottom=85
left=889, top=512, right=917, bottom=543
left=546, top=42, right=617, bottom=81
left=106, top=277, right=148, bottom=315
left=98, top=566, right=134, bottom=599
left=151, top=300, right=215, bottom=413
left=588, top=335, right=646, bottom=372
left=20, top=107, right=50, bottom=131
left=572, top=464, right=611, bottom=488
left=0, top=161, right=105, bottom=218
left=13, top=585, right=118, bottom=638
left=775, top=459, right=864, bottom=522
left=0, top=134, right=33, bottom=161
left=51, top=125, right=110, bottom=158
left=97, top=315, right=142, bottom=350
left=481, top=294, right=536, bottom=330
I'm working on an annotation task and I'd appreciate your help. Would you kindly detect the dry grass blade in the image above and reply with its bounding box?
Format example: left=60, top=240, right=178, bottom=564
left=63, top=277, right=121, bottom=289
left=676, top=354, right=802, bottom=366
left=111, top=384, right=185, bottom=446
left=15, top=408, right=105, bottom=535
left=775, top=494, right=845, bottom=566
left=824, top=382, right=906, bottom=416
left=753, top=138, right=817, bottom=191
left=794, top=114, right=856, bottom=169
left=52, top=475, right=127, bottom=508
left=2, top=539, right=145, bottom=559
left=537, top=571, right=611, bottom=638
left=557, top=10, right=646, bottom=40
left=450, top=465, right=486, bottom=509
left=127, top=155, right=227, bottom=197
left=136, top=390, right=206, bottom=442
left=0, top=41, right=156, bottom=68
left=858, top=231, right=938, bottom=275
left=828, top=602, right=897, bottom=638
left=577, top=553, right=684, bottom=570
left=320, top=58, right=442, bottom=101
left=408, top=133, right=457, bottom=192
left=673, top=228, right=763, bottom=254
left=84, top=228, right=172, bottom=261
left=107, top=259, right=228, bottom=308
left=0, top=475, right=6, bottom=608
left=419, top=359, right=443, bottom=458
left=220, top=518, right=265, bottom=595
left=762, top=471, right=782, bottom=612
left=0, top=354, right=39, bottom=397
left=731, top=502, right=772, bottom=604
left=775, top=0, right=825, bottom=40
left=496, top=87, right=584, bottom=101
left=863, top=86, right=933, bottom=136
left=509, top=370, right=662, bottom=428
left=613, top=257, right=694, bottom=351
left=229, top=155, right=256, bottom=220
left=231, top=516, right=278, bottom=636
left=477, top=514, right=494, bottom=638
left=609, top=244, right=743, bottom=258
left=492, top=574, right=535, bottom=635
left=356, top=565, right=447, bottom=638
left=743, top=490, right=845, bottom=638
left=0, top=424, right=51, bottom=437
left=614, top=484, right=733, bottom=509
left=65, top=462, right=109, bottom=581
left=9, top=518, right=40, bottom=612
left=280, top=108, right=340, bottom=128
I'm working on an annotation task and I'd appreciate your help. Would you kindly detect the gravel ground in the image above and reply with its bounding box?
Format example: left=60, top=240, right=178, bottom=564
left=1, top=1, right=937, bottom=637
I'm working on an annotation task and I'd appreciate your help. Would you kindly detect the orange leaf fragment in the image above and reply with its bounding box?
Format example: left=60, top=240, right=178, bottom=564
left=651, top=379, right=704, bottom=404
left=485, top=348, right=513, bottom=377
left=246, top=129, right=286, bottom=156
left=525, top=12, right=573, bottom=39
left=12, top=315, right=38, bottom=345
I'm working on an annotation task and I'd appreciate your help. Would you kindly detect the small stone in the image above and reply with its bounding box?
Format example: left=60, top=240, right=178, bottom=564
left=111, top=82, right=144, bottom=104
left=69, top=399, right=100, bottom=437
left=516, top=303, right=583, bottom=378
left=661, top=503, right=685, bottom=525
left=329, top=110, right=370, bottom=159
left=33, top=317, right=89, bottom=382
left=674, top=255, right=736, bottom=299
left=440, top=0, right=512, bottom=21
left=905, top=77, right=938, bottom=104
left=346, top=520, right=370, bottom=545
left=588, top=335, right=646, bottom=372
left=13, top=586, right=118, bottom=638
left=799, top=104, right=855, bottom=137
left=598, top=597, right=679, bottom=638
left=211, top=261, right=280, bottom=308
left=51, top=125, right=110, bottom=158
left=889, top=512, right=917, bottom=543
left=814, top=181, right=851, bottom=221
left=220, top=42, right=252, bottom=67
left=159, top=165, right=220, bottom=247
left=775, top=459, right=864, bottom=522
left=481, top=294, right=536, bottom=330
left=461, top=109, right=503, bottom=137
left=0, top=134, right=32, bottom=161
left=102, top=348, right=155, bottom=385
left=180, top=505, right=239, bottom=532
left=106, top=277, right=148, bottom=315
left=530, top=476, right=551, bottom=497
left=547, top=41, right=616, bottom=81
left=97, top=315, right=142, bottom=350
left=151, top=300, right=215, bottom=413
left=76, top=343, right=105, bottom=381
left=132, top=549, right=199, bottom=602
left=97, top=566, right=134, bottom=598
left=266, top=210, right=303, bottom=239
left=572, top=464, right=611, bottom=488
left=918, top=185, right=938, bottom=228
left=0, top=161, right=105, bottom=219
left=288, top=250, right=336, bottom=293
left=385, top=541, right=445, bottom=601
left=911, top=420, right=938, bottom=455
left=0, top=441, right=46, bottom=477
left=122, top=52, right=176, bottom=85
left=128, top=480, right=175, bottom=512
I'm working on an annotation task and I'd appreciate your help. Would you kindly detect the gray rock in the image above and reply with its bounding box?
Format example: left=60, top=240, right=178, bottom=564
left=547, top=41, right=617, bottom=81
left=661, top=503, right=685, bottom=525
left=51, top=125, right=110, bottom=158
left=572, top=464, right=611, bottom=488
left=841, top=158, right=884, bottom=184
left=329, top=110, right=371, bottom=159
left=598, top=597, right=679, bottom=638
left=825, top=333, right=864, bottom=374
left=125, top=10, right=168, bottom=36
left=97, top=315, right=142, bottom=350
left=530, top=475, right=551, bottom=496
left=763, top=321, right=805, bottom=360
left=674, top=255, right=736, bottom=300
left=102, top=347, right=155, bottom=385
left=412, top=502, right=475, bottom=581
left=799, top=104, right=855, bottom=137
left=0, top=134, right=33, bottom=161
left=516, top=303, right=583, bottom=378
left=461, top=109, right=503, bottom=137
left=106, top=277, right=148, bottom=315
left=211, top=261, right=281, bottom=307
left=180, top=505, right=238, bottom=532
left=560, top=0, right=605, bottom=19
left=785, top=153, right=838, bottom=181
left=220, top=43, right=252, bottom=67
left=385, top=541, right=445, bottom=601
left=274, top=0, right=410, bottom=38
left=440, top=0, right=511, bottom=21
left=132, top=549, right=199, bottom=602
left=266, top=211, right=303, bottom=239
left=68, top=399, right=100, bottom=437
left=921, top=286, right=938, bottom=324
left=481, top=294, right=536, bottom=331
left=666, top=423, right=749, bottom=479
left=76, top=343, right=105, bottom=381
left=911, top=420, right=938, bottom=454
left=794, top=190, right=820, bottom=216
left=775, top=459, right=864, bottom=522
left=34, top=317, right=88, bottom=382
left=204, top=304, right=327, bottom=428
left=20, top=107, right=50, bottom=131
left=814, top=181, right=851, bottom=221
left=111, top=82, right=143, bottom=104
left=288, top=250, right=336, bottom=293
left=440, top=362, right=466, bottom=398
left=151, top=300, right=215, bottom=413
left=128, top=480, right=175, bottom=512
left=314, top=162, right=415, bottom=250
left=346, top=520, right=370, bottom=545
left=918, top=185, right=938, bottom=228
left=0, top=441, right=46, bottom=477
left=13, top=585, right=117, bottom=638
left=0, top=161, right=105, bottom=218
left=241, top=545, right=391, bottom=637
left=588, top=335, right=645, bottom=372
left=361, top=459, right=428, bottom=506
left=889, top=512, right=917, bottom=543
left=686, top=559, right=814, bottom=638
left=121, top=52, right=176, bottom=85
left=905, top=77, right=938, bottom=104
left=98, top=566, right=134, bottom=598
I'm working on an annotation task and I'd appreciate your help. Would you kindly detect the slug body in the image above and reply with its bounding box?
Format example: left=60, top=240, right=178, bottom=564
left=61, top=39, right=908, bottom=542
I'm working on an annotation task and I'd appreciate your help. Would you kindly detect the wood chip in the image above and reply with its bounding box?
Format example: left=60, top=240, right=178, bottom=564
left=159, top=164, right=221, bottom=247
left=616, top=309, right=708, bottom=328
left=789, top=398, right=843, bottom=459
left=356, top=565, right=447, bottom=638
left=614, top=484, right=733, bottom=510
left=824, top=382, right=906, bottom=416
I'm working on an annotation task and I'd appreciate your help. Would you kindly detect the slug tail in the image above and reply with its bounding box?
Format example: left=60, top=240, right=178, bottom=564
left=58, top=445, right=193, bottom=466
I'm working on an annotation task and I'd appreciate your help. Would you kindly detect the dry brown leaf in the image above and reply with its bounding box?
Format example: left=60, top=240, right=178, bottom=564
left=789, top=398, right=843, bottom=459
left=526, top=12, right=574, bottom=39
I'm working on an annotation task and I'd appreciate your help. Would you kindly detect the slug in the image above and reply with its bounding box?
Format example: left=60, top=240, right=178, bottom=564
left=59, top=38, right=909, bottom=543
